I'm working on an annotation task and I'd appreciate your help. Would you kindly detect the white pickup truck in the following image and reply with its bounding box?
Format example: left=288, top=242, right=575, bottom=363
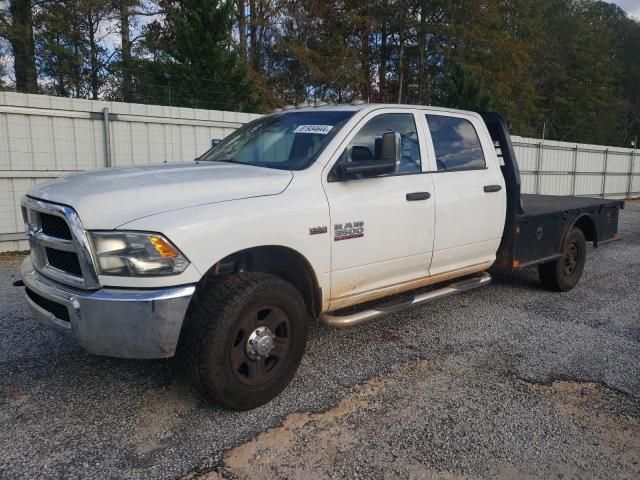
left=19, top=103, right=622, bottom=409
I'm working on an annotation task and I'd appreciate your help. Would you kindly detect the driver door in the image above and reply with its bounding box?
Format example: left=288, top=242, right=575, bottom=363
left=322, top=110, right=436, bottom=310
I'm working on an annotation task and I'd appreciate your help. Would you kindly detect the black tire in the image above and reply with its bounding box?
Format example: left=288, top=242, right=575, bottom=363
left=181, top=272, right=309, bottom=410
left=538, top=227, right=587, bottom=292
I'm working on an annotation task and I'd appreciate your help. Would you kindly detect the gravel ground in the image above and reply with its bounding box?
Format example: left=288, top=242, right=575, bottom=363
left=1, top=202, right=639, bottom=479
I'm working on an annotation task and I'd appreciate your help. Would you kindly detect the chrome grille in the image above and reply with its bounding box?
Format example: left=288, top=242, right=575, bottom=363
left=45, top=247, right=83, bottom=276
left=40, top=213, right=72, bottom=240
left=22, top=197, right=100, bottom=289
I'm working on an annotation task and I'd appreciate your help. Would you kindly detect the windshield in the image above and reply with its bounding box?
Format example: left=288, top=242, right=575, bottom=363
left=199, top=110, right=355, bottom=170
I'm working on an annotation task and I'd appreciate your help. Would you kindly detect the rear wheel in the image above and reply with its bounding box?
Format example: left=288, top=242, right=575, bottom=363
left=182, top=272, right=309, bottom=410
left=538, top=227, right=586, bottom=292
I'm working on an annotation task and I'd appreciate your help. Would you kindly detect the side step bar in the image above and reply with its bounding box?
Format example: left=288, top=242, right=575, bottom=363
left=320, top=271, right=492, bottom=329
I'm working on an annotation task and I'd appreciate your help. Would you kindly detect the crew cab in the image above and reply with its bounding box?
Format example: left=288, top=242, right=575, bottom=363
left=18, top=104, right=622, bottom=409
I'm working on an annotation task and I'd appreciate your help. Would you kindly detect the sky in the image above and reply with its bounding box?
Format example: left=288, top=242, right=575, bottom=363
left=611, top=0, right=640, bottom=18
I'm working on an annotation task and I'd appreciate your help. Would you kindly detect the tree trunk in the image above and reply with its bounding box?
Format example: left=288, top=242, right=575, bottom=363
left=249, top=0, right=259, bottom=72
left=55, top=32, right=66, bottom=96
left=9, top=0, right=38, bottom=93
left=119, top=2, right=133, bottom=102
left=72, top=15, right=82, bottom=98
left=361, top=26, right=371, bottom=101
left=237, top=0, right=247, bottom=61
left=88, top=13, right=99, bottom=99
left=417, top=0, right=427, bottom=102
left=397, top=40, right=404, bottom=103
left=379, top=22, right=387, bottom=101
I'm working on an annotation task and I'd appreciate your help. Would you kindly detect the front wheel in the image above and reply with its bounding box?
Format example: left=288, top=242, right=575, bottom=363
left=538, top=227, right=587, bottom=292
left=181, top=272, right=309, bottom=410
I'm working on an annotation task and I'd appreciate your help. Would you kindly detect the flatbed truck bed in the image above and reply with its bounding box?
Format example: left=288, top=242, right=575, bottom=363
left=481, top=112, right=624, bottom=274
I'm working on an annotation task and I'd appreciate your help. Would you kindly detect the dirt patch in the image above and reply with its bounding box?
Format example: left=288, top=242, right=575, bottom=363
left=0, top=251, right=28, bottom=259
left=217, top=360, right=438, bottom=480
left=132, top=383, right=200, bottom=457
left=218, top=365, right=640, bottom=480
left=6, top=388, right=29, bottom=403
left=527, top=380, right=640, bottom=472
left=223, top=376, right=390, bottom=479
left=527, top=379, right=639, bottom=420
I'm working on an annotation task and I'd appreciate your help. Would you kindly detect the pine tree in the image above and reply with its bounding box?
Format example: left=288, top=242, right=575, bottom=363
left=445, top=63, right=491, bottom=111
left=0, top=0, right=38, bottom=92
left=136, top=0, right=260, bottom=111
left=35, top=0, right=113, bottom=99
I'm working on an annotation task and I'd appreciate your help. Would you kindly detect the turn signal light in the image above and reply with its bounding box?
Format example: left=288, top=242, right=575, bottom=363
left=150, top=236, right=179, bottom=258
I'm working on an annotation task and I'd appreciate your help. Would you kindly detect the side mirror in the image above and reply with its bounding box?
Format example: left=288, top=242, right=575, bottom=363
left=211, top=138, right=222, bottom=148
left=333, top=131, right=400, bottom=180
left=338, top=157, right=396, bottom=177
left=380, top=130, right=401, bottom=166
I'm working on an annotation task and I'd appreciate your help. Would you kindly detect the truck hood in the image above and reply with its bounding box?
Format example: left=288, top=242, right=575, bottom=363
left=28, top=162, right=293, bottom=229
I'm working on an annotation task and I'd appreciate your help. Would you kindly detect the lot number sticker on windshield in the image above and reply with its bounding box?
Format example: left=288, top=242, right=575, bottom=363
left=294, top=125, right=333, bottom=134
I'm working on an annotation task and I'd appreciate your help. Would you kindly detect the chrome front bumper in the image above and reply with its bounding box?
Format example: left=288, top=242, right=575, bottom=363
left=20, top=257, right=195, bottom=359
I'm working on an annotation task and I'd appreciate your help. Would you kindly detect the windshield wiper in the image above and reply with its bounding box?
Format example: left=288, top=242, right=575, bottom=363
left=198, top=158, right=291, bottom=171
left=198, top=158, right=237, bottom=163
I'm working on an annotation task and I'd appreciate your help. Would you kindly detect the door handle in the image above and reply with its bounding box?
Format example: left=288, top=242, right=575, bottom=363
left=406, top=192, right=431, bottom=201
left=484, top=185, right=502, bottom=193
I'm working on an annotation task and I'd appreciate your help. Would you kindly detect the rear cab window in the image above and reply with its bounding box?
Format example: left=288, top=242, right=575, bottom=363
left=426, top=115, right=486, bottom=172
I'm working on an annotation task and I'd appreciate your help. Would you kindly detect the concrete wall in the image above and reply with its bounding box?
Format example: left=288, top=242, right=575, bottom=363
left=1, top=91, right=638, bottom=252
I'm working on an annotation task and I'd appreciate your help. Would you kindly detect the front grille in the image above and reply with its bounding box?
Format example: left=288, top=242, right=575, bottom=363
left=45, top=248, right=83, bottom=277
left=23, top=197, right=100, bottom=289
left=40, top=213, right=72, bottom=240
left=26, top=287, right=71, bottom=322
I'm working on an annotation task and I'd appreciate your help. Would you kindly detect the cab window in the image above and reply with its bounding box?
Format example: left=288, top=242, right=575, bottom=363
left=346, top=113, right=421, bottom=174
left=426, top=115, right=486, bottom=172
left=200, top=111, right=354, bottom=170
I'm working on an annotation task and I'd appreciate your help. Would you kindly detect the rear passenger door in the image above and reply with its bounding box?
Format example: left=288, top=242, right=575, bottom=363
left=423, top=112, right=506, bottom=276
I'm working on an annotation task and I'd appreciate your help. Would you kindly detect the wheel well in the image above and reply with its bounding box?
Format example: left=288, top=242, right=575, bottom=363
left=203, top=246, right=321, bottom=318
left=573, top=215, right=597, bottom=245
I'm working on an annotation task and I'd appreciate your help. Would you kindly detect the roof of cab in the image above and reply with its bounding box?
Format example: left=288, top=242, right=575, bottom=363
left=277, top=102, right=480, bottom=118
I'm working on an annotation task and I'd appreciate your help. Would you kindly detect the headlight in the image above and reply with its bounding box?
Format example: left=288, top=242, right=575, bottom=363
left=90, top=231, right=189, bottom=276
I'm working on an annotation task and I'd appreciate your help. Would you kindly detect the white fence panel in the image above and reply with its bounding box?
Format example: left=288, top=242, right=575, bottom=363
left=0, top=92, right=638, bottom=252
left=512, top=135, right=638, bottom=199
left=0, top=92, right=260, bottom=251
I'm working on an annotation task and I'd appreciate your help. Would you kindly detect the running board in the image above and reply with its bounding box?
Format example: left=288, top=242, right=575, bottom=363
left=320, top=272, right=492, bottom=329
